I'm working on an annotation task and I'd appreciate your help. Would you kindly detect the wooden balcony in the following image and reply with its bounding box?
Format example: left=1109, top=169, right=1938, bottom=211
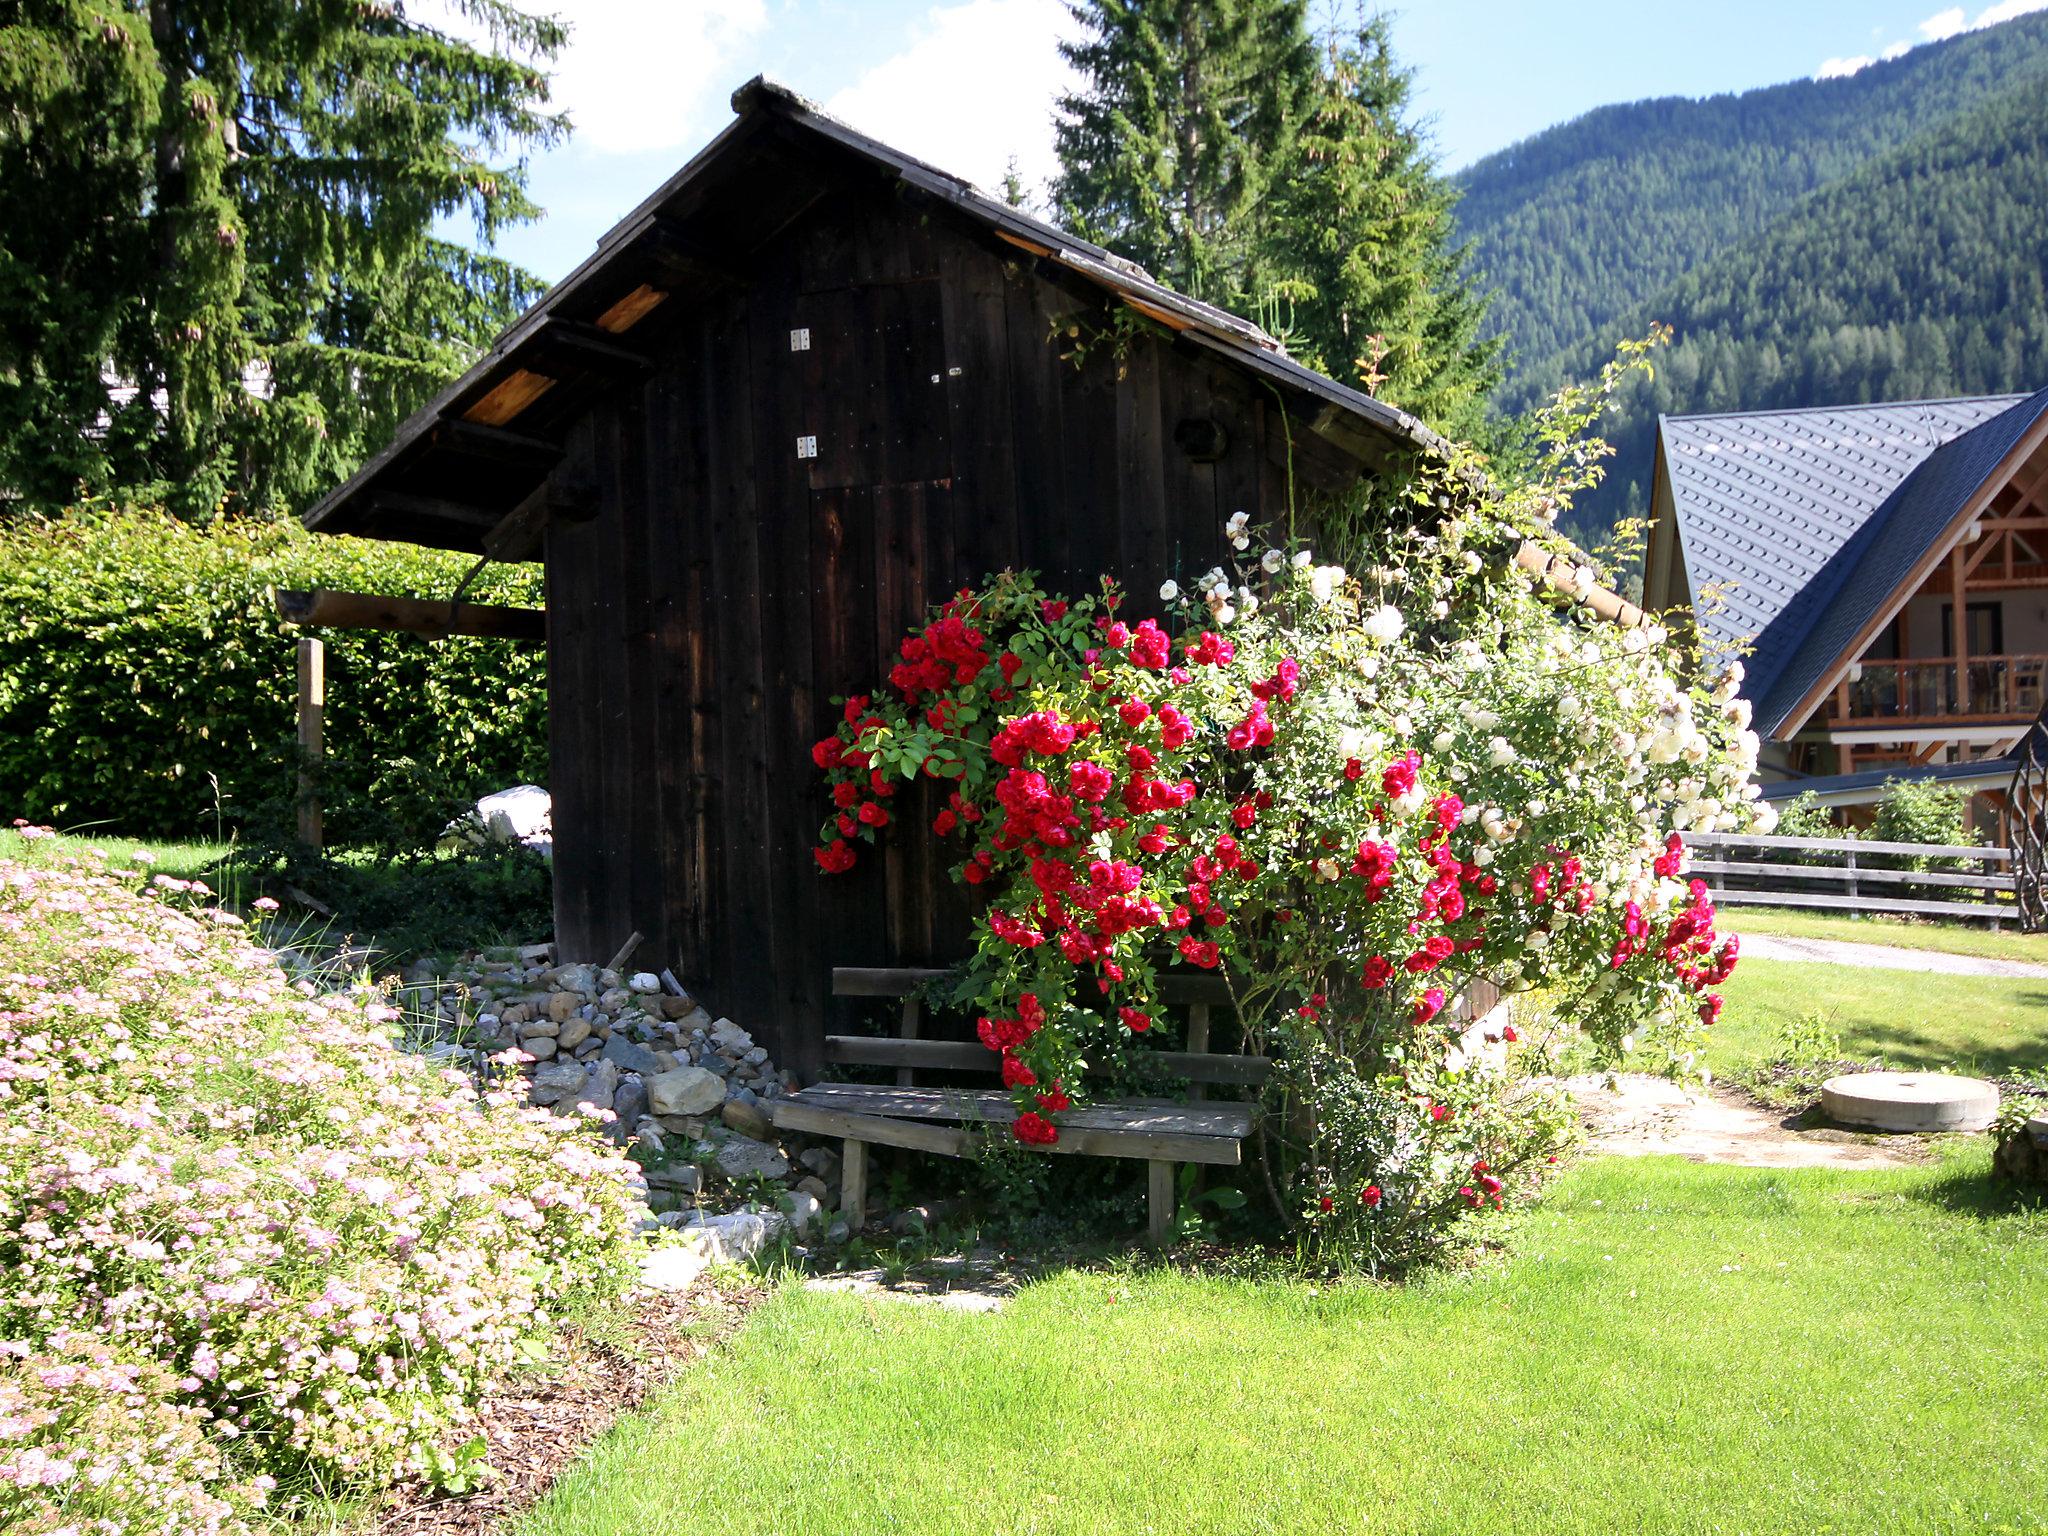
left=1826, top=654, right=2048, bottom=725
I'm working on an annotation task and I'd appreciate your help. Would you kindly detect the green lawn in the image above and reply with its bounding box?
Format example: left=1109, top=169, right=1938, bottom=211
left=0, top=826, right=229, bottom=885
left=1731, top=903, right=2048, bottom=964
left=1709, top=956, right=2048, bottom=1081
left=522, top=1152, right=2047, bottom=1536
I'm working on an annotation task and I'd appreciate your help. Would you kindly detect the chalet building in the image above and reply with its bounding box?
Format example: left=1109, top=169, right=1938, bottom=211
left=298, top=78, right=1438, bottom=1072
left=1642, top=389, right=2048, bottom=820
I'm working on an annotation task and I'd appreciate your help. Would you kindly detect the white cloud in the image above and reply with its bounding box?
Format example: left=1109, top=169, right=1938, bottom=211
left=412, top=0, right=769, bottom=154
left=823, top=0, right=1080, bottom=200
left=1972, top=0, right=2048, bottom=24
left=1820, top=0, right=2048, bottom=81
left=1918, top=6, right=1968, bottom=39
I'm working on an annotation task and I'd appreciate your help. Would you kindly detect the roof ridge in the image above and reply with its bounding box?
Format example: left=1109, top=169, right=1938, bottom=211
left=1661, top=393, right=2031, bottom=426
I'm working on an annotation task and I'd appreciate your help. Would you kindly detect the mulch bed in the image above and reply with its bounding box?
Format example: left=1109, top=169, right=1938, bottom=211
left=373, top=1277, right=768, bottom=1536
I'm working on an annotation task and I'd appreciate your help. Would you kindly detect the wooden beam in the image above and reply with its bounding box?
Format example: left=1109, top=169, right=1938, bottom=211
left=276, top=588, right=545, bottom=643
left=432, top=418, right=564, bottom=469
left=296, top=638, right=324, bottom=850
left=1953, top=543, right=1971, bottom=713
left=367, top=491, right=502, bottom=529
left=482, top=473, right=602, bottom=564
left=641, top=221, right=750, bottom=287
left=532, top=317, right=656, bottom=377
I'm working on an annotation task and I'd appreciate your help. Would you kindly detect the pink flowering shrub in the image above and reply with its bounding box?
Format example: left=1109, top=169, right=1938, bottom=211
left=812, top=461, right=1769, bottom=1265
left=0, top=840, right=642, bottom=1532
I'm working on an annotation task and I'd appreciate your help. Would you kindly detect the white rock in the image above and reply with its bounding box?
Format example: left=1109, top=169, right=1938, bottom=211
left=647, top=1065, right=724, bottom=1118
left=638, top=1243, right=709, bottom=1292
left=438, top=785, right=554, bottom=856
left=783, top=1190, right=823, bottom=1235
left=629, top=971, right=662, bottom=993
left=684, top=1209, right=785, bottom=1264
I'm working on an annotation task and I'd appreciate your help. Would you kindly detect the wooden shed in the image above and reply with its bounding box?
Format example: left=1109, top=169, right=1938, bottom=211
left=302, top=77, right=1438, bottom=1073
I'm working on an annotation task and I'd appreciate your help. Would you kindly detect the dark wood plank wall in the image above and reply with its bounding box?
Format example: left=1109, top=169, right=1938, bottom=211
left=546, top=181, right=1366, bottom=1073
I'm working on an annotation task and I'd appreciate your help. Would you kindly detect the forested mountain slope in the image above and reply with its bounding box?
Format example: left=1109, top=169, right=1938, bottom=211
left=1455, top=11, right=2048, bottom=409
left=1452, top=12, right=2048, bottom=541
left=1566, top=82, right=2048, bottom=530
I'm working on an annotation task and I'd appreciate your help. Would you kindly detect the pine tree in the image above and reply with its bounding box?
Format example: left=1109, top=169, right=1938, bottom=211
left=0, top=0, right=565, bottom=518
left=1260, top=16, right=1498, bottom=435
left=1052, top=0, right=1317, bottom=303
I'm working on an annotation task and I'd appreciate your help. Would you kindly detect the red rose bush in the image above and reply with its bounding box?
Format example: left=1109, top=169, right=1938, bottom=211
left=812, top=467, right=1767, bottom=1266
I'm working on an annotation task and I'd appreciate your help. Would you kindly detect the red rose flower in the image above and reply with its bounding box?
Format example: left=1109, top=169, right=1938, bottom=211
left=1001, top=1054, right=1038, bottom=1088
left=1361, top=1184, right=1383, bottom=1208
left=1118, top=1006, right=1152, bottom=1033
left=813, top=838, right=856, bottom=874
left=1012, top=1111, right=1058, bottom=1145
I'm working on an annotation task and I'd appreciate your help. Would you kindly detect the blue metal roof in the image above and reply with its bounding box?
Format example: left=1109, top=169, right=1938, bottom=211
left=1657, top=392, right=2045, bottom=736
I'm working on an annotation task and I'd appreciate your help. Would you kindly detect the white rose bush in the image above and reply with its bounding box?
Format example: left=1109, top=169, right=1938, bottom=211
left=0, top=840, right=643, bottom=1533
left=813, top=347, right=1770, bottom=1271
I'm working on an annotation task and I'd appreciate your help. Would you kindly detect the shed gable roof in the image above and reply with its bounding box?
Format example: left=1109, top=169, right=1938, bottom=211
left=302, top=76, right=1440, bottom=551
left=1653, top=392, right=2041, bottom=735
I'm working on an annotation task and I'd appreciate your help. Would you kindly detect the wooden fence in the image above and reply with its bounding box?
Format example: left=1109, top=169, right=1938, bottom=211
left=1687, top=830, right=2017, bottom=926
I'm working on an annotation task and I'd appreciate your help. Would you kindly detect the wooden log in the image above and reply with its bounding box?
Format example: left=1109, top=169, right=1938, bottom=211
left=276, top=588, right=545, bottom=643
left=296, top=638, right=324, bottom=850
left=1709, top=888, right=2014, bottom=920
left=1514, top=541, right=1645, bottom=628
left=1685, top=857, right=2014, bottom=892
left=1687, top=831, right=2011, bottom=861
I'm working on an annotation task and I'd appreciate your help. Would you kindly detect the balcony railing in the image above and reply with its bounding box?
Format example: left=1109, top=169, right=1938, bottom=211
left=1828, top=654, right=2048, bottom=724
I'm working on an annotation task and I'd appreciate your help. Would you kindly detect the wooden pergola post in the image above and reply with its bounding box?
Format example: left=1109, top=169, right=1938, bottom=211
left=1953, top=544, right=1971, bottom=714
left=297, top=637, right=325, bottom=849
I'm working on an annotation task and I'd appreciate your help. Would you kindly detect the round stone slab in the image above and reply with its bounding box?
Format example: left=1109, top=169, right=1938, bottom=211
left=1820, top=1071, right=1999, bottom=1133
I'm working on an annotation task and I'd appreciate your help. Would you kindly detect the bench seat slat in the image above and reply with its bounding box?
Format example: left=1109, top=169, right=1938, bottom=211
left=821, top=1034, right=1272, bottom=1085
left=832, top=965, right=1233, bottom=1006
left=784, top=1082, right=1253, bottom=1139
left=770, top=1091, right=1246, bottom=1166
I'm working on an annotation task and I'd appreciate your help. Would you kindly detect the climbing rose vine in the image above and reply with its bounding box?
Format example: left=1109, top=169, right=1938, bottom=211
left=811, top=495, right=1767, bottom=1257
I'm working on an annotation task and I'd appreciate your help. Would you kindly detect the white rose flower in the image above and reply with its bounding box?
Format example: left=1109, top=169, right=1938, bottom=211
left=1433, top=730, right=1455, bottom=751
left=1487, top=736, right=1517, bottom=766
left=1261, top=548, right=1285, bottom=573
left=1158, top=579, right=1180, bottom=602
left=1292, top=548, right=1314, bottom=568
left=1309, top=564, right=1346, bottom=604
left=1225, top=510, right=1250, bottom=537
left=1472, top=844, right=1496, bottom=867
left=1362, top=605, right=1405, bottom=644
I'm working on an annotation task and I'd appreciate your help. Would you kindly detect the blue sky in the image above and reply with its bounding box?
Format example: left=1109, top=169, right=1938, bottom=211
left=437, top=0, right=2048, bottom=282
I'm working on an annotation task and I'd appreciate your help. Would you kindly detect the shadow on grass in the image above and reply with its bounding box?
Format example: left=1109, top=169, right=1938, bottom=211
left=1844, top=999, right=2048, bottom=1081
left=1903, top=1158, right=2047, bottom=1222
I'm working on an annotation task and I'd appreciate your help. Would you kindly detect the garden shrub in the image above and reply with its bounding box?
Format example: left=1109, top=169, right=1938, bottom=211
left=0, top=831, right=641, bottom=1531
left=808, top=425, right=1769, bottom=1270
left=1871, top=775, right=1974, bottom=876
left=0, top=507, right=546, bottom=842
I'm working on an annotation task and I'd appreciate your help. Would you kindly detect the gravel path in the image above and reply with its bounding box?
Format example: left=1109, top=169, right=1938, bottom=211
left=1740, top=932, right=2048, bottom=978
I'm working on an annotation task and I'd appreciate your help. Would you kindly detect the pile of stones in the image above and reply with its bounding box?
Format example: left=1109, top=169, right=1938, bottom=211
left=399, top=942, right=848, bottom=1255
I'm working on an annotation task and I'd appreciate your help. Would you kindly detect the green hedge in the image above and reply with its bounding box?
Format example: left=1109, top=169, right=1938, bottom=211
left=0, top=508, right=547, bottom=842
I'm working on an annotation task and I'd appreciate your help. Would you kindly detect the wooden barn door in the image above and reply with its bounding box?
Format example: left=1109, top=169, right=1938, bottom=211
left=797, top=274, right=970, bottom=973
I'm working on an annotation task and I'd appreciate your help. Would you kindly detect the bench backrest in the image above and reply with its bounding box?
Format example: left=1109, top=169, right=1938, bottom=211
left=827, top=966, right=1270, bottom=1095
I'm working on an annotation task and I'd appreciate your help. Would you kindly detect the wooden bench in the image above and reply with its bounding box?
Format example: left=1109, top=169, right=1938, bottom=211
left=769, top=967, right=1270, bottom=1244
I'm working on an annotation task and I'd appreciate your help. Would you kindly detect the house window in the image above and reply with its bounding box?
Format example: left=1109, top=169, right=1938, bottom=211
left=1939, top=601, right=2003, bottom=657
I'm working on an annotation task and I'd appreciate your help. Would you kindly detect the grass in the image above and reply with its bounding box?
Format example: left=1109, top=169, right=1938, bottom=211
left=520, top=1152, right=2047, bottom=1536
left=0, top=826, right=229, bottom=886
left=1731, top=903, right=2048, bottom=964
left=1708, top=956, right=2048, bottom=1082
